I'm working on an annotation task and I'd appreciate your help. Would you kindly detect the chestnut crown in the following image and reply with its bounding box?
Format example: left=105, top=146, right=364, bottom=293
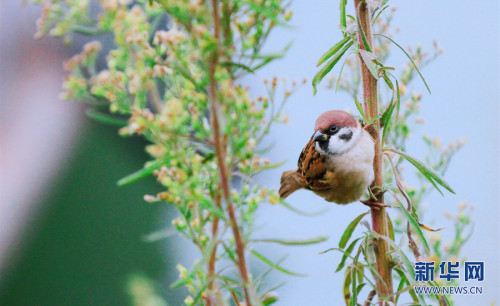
left=314, top=110, right=359, bottom=133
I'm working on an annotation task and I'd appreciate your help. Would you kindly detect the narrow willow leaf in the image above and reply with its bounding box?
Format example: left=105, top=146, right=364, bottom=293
left=388, top=148, right=455, bottom=194
left=350, top=264, right=358, bottom=306
left=380, top=239, right=428, bottom=306
left=382, top=78, right=400, bottom=145
left=254, top=160, right=287, bottom=172
left=281, top=201, right=328, bottom=216
left=358, top=49, right=378, bottom=79
left=251, top=250, right=307, bottom=277
left=216, top=275, right=239, bottom=285
left=222, top=243, right=237, bottom=262
left=339, top=211, right=369, bottom=248
left=317, top=36, right=350, bottom=67
left=312, top=40, right=353, bottom=95
left=335, top=52, right=354, bottom=92
left=356, top=16, right=372, bottom=52
left=395, top=268, right=422, bottom=305
left=394, top=271, right=406, bottom=305
left=375, top=34, right=431, bottom=94
left=261, top=294, right=278, bottom=305
left=253, top=236, right=328, bottom=246
left=354, top=96, right=367, bottom=122
left=117, top=158, right=168, bottom=186
left=387, top=212, right=395, bottom=241
left=251, top=41, right=293, bottom=71
left=340, top=0, right=347, bottom=29
left=380, top=92, right=396, bottom=128
left=394, top=199, right=431, bottom=254
left=335, top=237, right=362, bottom=272
left=192, top=283, right=209, bottom=304
left=381, top=72, right=394, bottom=90
left=85, top=109, right=127, bottom=126
left=221, top=61, right=255, bottom=73
left=343, top=266, right=352, bottom=304
left=371, top=5, right=389, bottom=26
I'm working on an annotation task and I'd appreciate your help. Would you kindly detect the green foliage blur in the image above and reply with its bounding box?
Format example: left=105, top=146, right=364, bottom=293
left=0, top=120, right=182, bottom=305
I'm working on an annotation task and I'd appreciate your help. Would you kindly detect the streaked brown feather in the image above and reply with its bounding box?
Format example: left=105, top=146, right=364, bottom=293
left=296, top=135, right=332, bottom=192
left=279, top=134, right=333, bottom=200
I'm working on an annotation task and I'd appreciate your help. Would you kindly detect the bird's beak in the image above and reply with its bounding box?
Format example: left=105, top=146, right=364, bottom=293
left=313, top=131, right=328, bottom=142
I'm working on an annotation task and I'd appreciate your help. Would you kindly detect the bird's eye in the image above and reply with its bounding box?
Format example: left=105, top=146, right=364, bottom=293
left=329, top=125, right=338, bottom=133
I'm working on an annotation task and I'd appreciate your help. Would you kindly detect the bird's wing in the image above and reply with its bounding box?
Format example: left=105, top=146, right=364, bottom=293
left=296, top=135, right=332, bottom=191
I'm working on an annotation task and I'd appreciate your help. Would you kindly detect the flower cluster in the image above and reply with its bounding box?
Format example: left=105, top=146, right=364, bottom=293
left=33, top=0, right=300, bottom=304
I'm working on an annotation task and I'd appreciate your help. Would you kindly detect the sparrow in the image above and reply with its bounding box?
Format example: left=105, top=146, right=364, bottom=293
left=279, top=110, right=375, bottom=204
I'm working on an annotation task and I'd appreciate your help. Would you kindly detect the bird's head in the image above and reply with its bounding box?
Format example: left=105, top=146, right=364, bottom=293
left=313, top=110, right=361, bottom=155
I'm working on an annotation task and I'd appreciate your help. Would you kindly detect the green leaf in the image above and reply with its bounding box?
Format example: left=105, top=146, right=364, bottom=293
left=251, top=41, right=293, bottom=71
left=335, top=237, right=362, bottom=272
left=262, top=294, right=279, bottom=305
left=340, top=0, right=347, bottom=30
left=349, top=264, right=358, bottom=306
left=117, top=158, right=168, bottom=186
left=251, top=250, right=307, bottom=277
left=381, top=72, right=394, bottom=90
left=358, top=49, right=378, bottom=79
left=371, top=5, right=389, bottom=26
left=356, top=16, right=372, bottom=52
left=394, top=267, right=422, bottom=305
left=253, top=236, right=328, bottom=246
left=354, top=96, right=367, bottom=122
left=394, top=199, right=431, bottom=254
left=375, top=34, right=431, bottom=94
left=281, top=201, right=329, bottom=216
left=85, top=109, right=127, bottom=126
left=343, top=266, right=353, bottom=304
left=378, top=235, right=427, bottom=306
left=380, top=92, right=396, bottom=128
left=387, top=212, right=395, bottom=241
left=317, top=37, right=351, bottom=67
left=221, top=61, right=255, bottom=74
left=339, top=211, right=369, bottom=248
left=254, top=160, right=287, bottom=173
left=382, top=78, right=400, bottom=145
left=395, top=269, right=407, bottom=305
left=388, top=148, right=455, bottom=194
left=335, top=52, right=354, bottom=92
left=312, top=40, right=353, bottom=95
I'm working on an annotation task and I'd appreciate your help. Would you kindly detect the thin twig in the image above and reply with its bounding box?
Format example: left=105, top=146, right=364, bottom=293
left=207, top=189, right=221, bottom=304
left=384, top=152, right=423, bottom=261
left=209, top=0, right=252, bottom=305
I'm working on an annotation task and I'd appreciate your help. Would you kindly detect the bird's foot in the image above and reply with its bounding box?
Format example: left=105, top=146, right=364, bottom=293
left=363, top=122, right=376, bottom=132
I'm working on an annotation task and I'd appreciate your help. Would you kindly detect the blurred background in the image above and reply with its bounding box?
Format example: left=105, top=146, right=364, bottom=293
left=0, top=1, right=498, bottom=305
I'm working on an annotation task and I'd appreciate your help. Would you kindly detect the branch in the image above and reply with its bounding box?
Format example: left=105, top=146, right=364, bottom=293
left=208, top=0, right=252, bottom=305
left=364, top=290, right=377, bottom=306
left=354, top=0, right=394, bottom=302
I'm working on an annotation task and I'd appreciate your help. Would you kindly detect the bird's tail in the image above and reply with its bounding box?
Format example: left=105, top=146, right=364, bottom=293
left=279, top=169, right=302, bottom=199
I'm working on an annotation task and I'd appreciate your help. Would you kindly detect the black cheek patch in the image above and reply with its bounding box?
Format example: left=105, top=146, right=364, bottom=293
left=318, top=140, right=329, bottom=152
left=339, top=130, right=353, bottom=141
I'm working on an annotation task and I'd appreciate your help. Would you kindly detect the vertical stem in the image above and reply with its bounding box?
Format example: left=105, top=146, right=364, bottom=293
left=209, top=0, right=252, bottom=305
left=207, top=190, right=221, bottom=305
left=354, top=0, right=394, bottom=301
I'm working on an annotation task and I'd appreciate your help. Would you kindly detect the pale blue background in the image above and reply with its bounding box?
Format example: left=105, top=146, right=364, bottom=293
left=252, top=1, right=499, bottom=305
